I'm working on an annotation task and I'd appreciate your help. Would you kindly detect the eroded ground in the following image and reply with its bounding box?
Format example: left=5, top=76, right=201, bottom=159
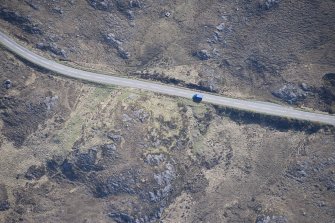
left=0, top=48, right=335, bottom=223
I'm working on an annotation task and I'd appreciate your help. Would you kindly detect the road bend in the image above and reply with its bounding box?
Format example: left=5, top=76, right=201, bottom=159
left=1, top=30, right=335, bottom=126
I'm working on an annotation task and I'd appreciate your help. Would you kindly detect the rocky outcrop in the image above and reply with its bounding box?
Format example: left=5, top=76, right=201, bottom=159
left=36, top=42, right=67, bottom=58
left=103, top=33, right=130, bottom=59
left=88, top=0, right=114, bottom=12
left=272, top=84, right=307, bottom=104
left=256, top=215, right=288, bottom=223
left=322, top=73, right=335, bottom=103
left=258, top=0, right=280, bottom=11
left=0, top=184, right=10, bottom=211
left=0, top=8, right=42, bottom=34
left=145, top=154, right=165, bottom=166
left=107, top=131, right=122, bottom=143
left=44, top=95, right=59, bottom=110
left=93, top=169, right=139, bottom=197
left=115, top=0, right=142, bottom=19
left=25, top=165, right=46, bottom=180
left=88, top=0, right=141, bottom=18
left=109, top=212, right=136, bottom=223
left=193, top=50, right=211, bottom=60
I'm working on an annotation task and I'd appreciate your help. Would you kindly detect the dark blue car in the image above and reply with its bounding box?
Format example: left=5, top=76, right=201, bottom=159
left=192, top=94, right=203, bottom=103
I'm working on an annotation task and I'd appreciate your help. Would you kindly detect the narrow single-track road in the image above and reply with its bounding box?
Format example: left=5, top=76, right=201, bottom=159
left=1, top=30, right=334, bottom=126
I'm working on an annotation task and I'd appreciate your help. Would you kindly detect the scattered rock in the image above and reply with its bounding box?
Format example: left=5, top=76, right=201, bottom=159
left=101, top=144, right=118, bottom=158
left=125, top=10, right=135, bottom=20
left=0, top=184, right=10, bottom=211
left=24, top=165, right=46, bottom=180
left=103, top=33, right=123, bottom=48
left=118, top=47, right=130, bottom=59
left=24, top=0, right=39, bottom=10
left=52, top=7, right=64, bottom=14
left=3, top=80, right=11, bottom=89
left=300, top=83, right=309, bottom=91
left=216, top=23, right=225, bottom=31
left=115, top=0, right=141, bottom=19
left=145, top=154, right=165, bottom=166
left=193, top=50, right=211, bottom=60
left=107, top=132, right=122, bottom=143
left=88, top=0, right=142, bottom=20
left=208, top=31, right=222, bottom=44
left=255, top=215, right=288, bottom=223
left=272, top=84, right=307, bottom=104
left=321, top=177, right=335, bottom=192
left=129, top=0, right=141, bottom=8
left=286, top=162, right=308, bottom=182
left=258, top=0, right=280, bottom=11
left=44, top=95, right=58, bottom=110
left=0, top=7, right=42, bottom=34
left=133, top=109, right=149, bottom=122
left=122, top=114, right=133, bottom=122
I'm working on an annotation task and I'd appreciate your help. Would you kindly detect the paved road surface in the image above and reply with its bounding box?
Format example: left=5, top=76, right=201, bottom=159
left=1, top=30, right=335, bottom=126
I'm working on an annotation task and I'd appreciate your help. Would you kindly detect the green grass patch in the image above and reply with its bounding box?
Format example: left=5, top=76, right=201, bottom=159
left=56, top=114, right=83, bottom=150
